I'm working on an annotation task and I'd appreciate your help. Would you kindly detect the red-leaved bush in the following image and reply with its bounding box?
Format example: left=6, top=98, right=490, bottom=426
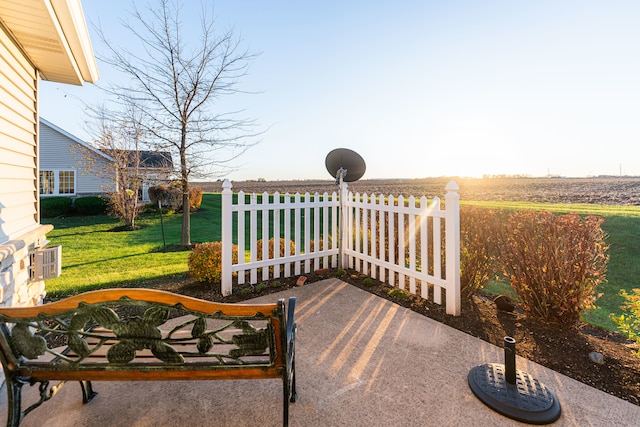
left=459, top=206, right=504, bottom=299
left=500, top=210, right=609, bottom=326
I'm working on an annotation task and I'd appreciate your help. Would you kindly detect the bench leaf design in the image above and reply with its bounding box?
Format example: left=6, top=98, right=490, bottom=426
left=10, top=323, right=47, bottom=359
left=4, top=299, right=275, bottom=366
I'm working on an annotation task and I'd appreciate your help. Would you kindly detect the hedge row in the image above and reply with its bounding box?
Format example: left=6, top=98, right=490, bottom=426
left=40, top=196, right=107, bottom=218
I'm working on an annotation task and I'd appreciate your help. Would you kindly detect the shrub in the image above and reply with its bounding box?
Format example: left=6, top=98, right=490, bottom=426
left=255, top=283, right=268, bottom=293
left=336, top=269, right=346, bottom=277
left=74, top=196, right=107, bottom=216
left=148, top=185, right=170, bottom=205
left=500, top=210, right=609, bottom=326
left=104, top=188, right=140, bottom=230
left=166, top=186, right=183, bottom=210
left=189, top=186, right=203, bottom=210
left=40, top=197, right=73, bottom=218
left=362, top=277, right=374, bottom=287
left=611, top=289, right=640, bottom=357
left=459, top=206, right=504, bottom=299
left=188, top=242, right=238, bottom=283
left=271, top=280, right=282, bottom=288
left=151, top=185, right=201, bottom=211
left=256, top=238, right=296, bottom=260
left=388, top=288, right=409, bottom=299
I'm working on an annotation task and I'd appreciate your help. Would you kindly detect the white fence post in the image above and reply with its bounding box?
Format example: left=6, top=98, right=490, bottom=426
left=445, top=180, right=461, bottom=315
left=221, top=179, right=233, bottom=296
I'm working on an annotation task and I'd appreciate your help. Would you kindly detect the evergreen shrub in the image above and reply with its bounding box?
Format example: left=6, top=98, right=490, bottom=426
left=40, top=197, right=73, bottom=218
left=74, top=196, right=107, bottom=216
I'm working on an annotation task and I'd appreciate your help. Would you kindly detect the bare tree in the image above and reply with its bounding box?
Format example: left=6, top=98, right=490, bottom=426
left=96, top=0, right=259, bottom=245
left=82, top=104, right=148, bottom=230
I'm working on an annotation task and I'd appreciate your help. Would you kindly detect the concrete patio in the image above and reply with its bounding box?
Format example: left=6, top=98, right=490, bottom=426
left=1, top=278, right=638, bottom=426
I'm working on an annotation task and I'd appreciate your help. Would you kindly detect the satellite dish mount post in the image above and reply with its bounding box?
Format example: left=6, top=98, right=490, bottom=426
left=336, top=167, right=347, bottom=268
left=325, top=148, right=366, bottom=270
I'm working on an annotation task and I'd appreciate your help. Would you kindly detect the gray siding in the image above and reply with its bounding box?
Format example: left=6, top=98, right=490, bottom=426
left=40, top=121, right=114, bottom=195
left=0, top=25, right=38, bottom=244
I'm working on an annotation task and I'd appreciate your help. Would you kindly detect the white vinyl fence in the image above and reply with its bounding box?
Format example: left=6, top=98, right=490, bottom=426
left=221, top=180, right=461, bottom=315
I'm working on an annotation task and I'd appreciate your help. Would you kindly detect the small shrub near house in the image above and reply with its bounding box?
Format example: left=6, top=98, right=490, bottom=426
left=188, top=242, right=238, bottom=283
left=40, top=197, right=73, bottom=218
left=74, top=196, right=107, bottom=216
left=189, top=186, right=203, bottom=210
left=149, top=184, right=203, bottom=211
left=500, top=210, right=609, bottom=326
left=147, top=185, right=170, bottom=206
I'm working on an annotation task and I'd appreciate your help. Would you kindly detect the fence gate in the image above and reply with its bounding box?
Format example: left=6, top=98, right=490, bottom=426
left=221, top=180, right=460, bottom=315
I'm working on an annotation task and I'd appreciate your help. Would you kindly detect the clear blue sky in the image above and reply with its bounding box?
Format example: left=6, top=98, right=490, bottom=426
left=40, top=1, right=640, bottom=180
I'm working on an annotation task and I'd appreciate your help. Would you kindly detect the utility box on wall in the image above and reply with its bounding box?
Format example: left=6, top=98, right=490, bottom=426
left=29, top=246, right=62, bottom=282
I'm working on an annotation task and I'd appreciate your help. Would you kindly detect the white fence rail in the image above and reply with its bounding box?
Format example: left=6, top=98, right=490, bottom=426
left=221, top=180, right=461, bottom=315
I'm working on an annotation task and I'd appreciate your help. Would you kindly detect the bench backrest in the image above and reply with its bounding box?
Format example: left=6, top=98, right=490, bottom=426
left=0, top=289, right=289, bottom=380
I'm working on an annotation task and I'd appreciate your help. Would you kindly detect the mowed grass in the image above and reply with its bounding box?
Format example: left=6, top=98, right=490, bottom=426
left=43, top=194, right=222, bottom=296
left=44, top=195, right=640, bottom=332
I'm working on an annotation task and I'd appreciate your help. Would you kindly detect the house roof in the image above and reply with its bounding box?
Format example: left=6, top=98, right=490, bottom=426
left=138, top=151, right=174, bottom=169
left=0, top=0, right=99, bottom=85
left=101, top=150, right=174, bottom=170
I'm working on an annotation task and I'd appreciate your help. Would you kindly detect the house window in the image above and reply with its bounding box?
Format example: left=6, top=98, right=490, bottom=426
left=59, top=171, right=75, bottom=194
left=40, top=171, right=55, bottom=194
left=39, top=170, right=76, bottom=196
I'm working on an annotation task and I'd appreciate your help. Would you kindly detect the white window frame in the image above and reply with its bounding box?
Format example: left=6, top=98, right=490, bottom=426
left=39, top=169, right=77, bottom=197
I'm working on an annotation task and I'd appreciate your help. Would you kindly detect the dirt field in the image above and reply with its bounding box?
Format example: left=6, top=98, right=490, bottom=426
left=198, top=176, right=640, bottom=205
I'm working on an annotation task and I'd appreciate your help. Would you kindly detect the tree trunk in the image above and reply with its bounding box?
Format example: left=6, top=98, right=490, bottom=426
left=179, top=131, right=191, bottom=246
left=181, top=191, right=190, bottom=246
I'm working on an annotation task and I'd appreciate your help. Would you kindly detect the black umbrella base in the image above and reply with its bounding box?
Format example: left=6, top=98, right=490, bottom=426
left=468, top=363, right=561, bottom=425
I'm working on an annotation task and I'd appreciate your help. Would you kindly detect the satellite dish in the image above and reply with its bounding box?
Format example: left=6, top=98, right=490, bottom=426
left=325, top=148, right=366, bottom=183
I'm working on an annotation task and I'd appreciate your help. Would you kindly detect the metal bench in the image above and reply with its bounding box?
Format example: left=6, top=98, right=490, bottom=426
left=0, top=289, right=297, bottom=426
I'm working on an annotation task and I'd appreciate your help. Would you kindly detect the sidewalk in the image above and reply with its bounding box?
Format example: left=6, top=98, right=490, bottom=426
left=1, top=278, right=638, bottom=426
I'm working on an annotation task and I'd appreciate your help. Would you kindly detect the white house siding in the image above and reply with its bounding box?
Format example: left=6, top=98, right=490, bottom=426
left=40, top=121, right=115, bottom=196
left=0, top=25, right=48, bottom=307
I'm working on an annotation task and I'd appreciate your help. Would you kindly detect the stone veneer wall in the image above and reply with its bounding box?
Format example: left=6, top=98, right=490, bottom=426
left=0, top=224, right=53, bottom=308
left=0, top=225, right=53, bottom=388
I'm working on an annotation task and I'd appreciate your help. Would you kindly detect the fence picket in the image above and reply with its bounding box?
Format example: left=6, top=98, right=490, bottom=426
left=273, top=192, right=281, bottom=279
left=387, top=194, right=395, bottom=287
left=398, top=195, right=405, bottom=291
left=378, top=194, right=386, bottom=283
left=294, top=193, right=301, bottom=276
left=420, top=195, right=428, bottom=299
left=237, top=191, right=246, bottom=285
left=322, top=192, right=329, bottom=269
left=284, top=194, right=292, bottom=277
left=432, top=197, right=442, bottom=305
left=262, top=192, right=269, bottom=281
left=408, top=196, right=416, bottom=294
left=250, top=193, right=258, bottom=284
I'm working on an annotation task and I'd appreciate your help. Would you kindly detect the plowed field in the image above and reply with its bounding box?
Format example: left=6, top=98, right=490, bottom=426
left=199, top=176, right=640, bottom=205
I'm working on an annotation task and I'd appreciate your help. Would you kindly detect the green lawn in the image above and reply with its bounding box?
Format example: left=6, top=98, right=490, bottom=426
left=43, top=194, right=640, bottom=332
left=43, top=194, right=222, bottom=295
